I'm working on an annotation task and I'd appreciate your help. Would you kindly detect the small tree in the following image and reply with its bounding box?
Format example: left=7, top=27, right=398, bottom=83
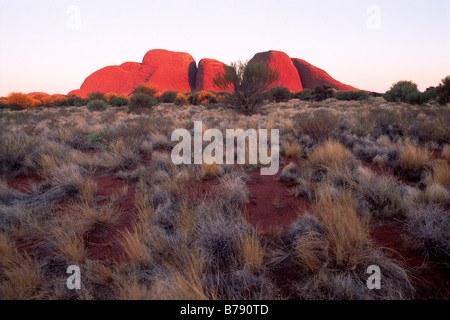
left=436, top=76, right=450, bottom=105
left=213, top=60, right=279, bottom=114
left=384, top=81, right=419, bottom=103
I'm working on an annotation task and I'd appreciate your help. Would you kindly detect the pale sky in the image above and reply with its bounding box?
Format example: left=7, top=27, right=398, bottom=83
left=0, top=0, right=449, bottom=96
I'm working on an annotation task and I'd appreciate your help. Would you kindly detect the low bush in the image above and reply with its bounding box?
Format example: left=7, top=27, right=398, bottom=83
left=295, top=89, right=313, bottom=101
left=159, top=91, right=178, bottom=103
left=6, top=92, right=33, bottom=109
left=174, top=92, right=188, bottom=106
left=129, top=94, right=157, bottom=113
left=131, top=84, right=159, bottom=97
left=67, top=95, right=87, bottom=107
left=87, top=91, right=107, bottom=102
left=87, top=99, right=108, bottom=112
left=312, top=85, right=335, bottom=101
left=268, top=86, right=292, bottom=102
left=110, top=96, right=129, bottom=107
left=335, top=90, right=370, bottom=101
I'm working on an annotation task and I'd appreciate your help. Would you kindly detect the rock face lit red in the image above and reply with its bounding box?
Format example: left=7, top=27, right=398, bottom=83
left=69, top=49, right=197, bottom=97
left=291, top=58, right=358, bottom=91
left=249, top=50, right=303, bottom=92
left=141, top=49, right=197, bottom=92
left=195, top=58, right=232, bottom=92
left=68, top=49, right=361, bottom=96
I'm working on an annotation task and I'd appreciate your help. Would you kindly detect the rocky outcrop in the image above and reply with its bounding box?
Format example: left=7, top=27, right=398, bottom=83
left=291, top=58, right=358, bottom=91
left=68, top=49, right=361, bottom=96
left=249, top=50, right=303, bottom=92
left=194, top=58, right=232, bottom=92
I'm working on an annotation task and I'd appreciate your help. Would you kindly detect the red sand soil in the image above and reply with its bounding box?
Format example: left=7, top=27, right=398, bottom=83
left=370, top=219, right=450, bottom=299
left=7, top=175, right=43, bottom=193
left=85, top=176, right=138, bottom=261
left=245, top=162, right=310, bottom=235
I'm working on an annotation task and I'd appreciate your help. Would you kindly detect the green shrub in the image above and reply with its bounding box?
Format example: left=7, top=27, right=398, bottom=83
left=159, top=90, right=178, bottom=103
left=129, top=93, right=157, bottom=113
left=87, top=99, right=108, bottom=112
left=384, top=81, right=419, bottom=103
left=312, top=85, right=335, bottom=101
left=110, top=96, right=129, bottom=107
left=296, top=89, right=313, bottom=101
left=268, top=86, right=292, bottom=102
left=0, top=102, right=7, bottom=109
left=87, top=91, right=107, bottom=102
left=405, top=91, right=431, bottom=105
left=335, top=90, right=370, bottom=101
left=67, top=95, right=87, bottom=107
left=436, top=76, right=450, bottom=105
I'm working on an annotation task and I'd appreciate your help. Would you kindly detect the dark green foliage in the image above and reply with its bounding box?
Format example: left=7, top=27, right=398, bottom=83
left=0, top=102, right=7, bottom=109
left=110, top=96, right=129, bottom=107
left=296, top=89, right=313, bottom=101
left=312, top=85, right=335, bottom=101
left=87, top=99, right=108, bottom=112
left=87, top=91, right=107, bottom=102
left=384, top=81, right=419, bottom=103
left=268, top=86, right=292, bottom=102
left=436, top=76, right=450, bottom=105
left=213, top=60, right=280, bottom=114
left=67, top=95, right=87, bottom=107
left=158, top=91, right=178, bottom=103
left=405, top=92, right=432, bottom=105
left=129, top=93, right=157, bottom=113
left=335, top=90, right=370, bottom=101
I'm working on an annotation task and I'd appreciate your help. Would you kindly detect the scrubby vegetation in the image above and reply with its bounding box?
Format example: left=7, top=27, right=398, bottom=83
left=0, top=76, right=449, bottom=300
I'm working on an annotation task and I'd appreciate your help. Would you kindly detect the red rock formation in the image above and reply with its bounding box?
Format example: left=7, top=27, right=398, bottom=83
left=194, top=58, right=232, bottom=92
left=249, top=50, right=303, bottom=92
left=69, top=49, right=197, bottom=97
left=291, top=58, right=358, bottom=91
left=68, top=49, right=362, bottom=97
left=142, top=49, right=197, bottom=92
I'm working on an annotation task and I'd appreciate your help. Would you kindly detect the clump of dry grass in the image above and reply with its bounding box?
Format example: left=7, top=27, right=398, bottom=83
left=397, top=143, right=431, bottom=173
left=0, top=234, right=43, bottom=299
left=404, top=203, right=450, bottom=260
left=283, top=141, right=303, bottom=158
left=308, top=140, right=358, bottom=173
left=356, top=168, right=405, bottom=217
left=287, top=190, right=413, bottom=299
left=200, top=162, right=224, bottom=180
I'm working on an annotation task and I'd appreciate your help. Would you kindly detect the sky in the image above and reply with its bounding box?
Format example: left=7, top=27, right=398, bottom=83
left=0, top=0, right=449, bottom=96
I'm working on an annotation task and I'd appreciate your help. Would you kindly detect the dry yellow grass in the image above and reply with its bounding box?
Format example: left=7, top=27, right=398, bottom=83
left=398, top=143, right=430, bottom=172
left=237, top=232, right=265, bottom=274
left=312, top=190, right=369, bottom=267
left=284, top=141, right=303, bottom=158
left=201, top=162, right=224, bottom=180
left=308, top=140, right=356, bottom=172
